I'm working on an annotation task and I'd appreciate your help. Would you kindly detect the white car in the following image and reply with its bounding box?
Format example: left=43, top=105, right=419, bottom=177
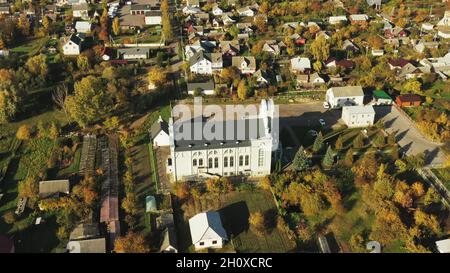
left=319, top=119, right=326, bottom=126
left=308, top=130, right=318, bottom=137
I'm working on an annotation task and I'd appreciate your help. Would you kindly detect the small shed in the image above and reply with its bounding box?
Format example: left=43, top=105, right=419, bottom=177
left=372, top=90, right=393, bottom=105
left=146, top=195, right=157, bottom=212
left=39, top=180, right=70, bottom=198
left=395, top=94, right=422, bottom=107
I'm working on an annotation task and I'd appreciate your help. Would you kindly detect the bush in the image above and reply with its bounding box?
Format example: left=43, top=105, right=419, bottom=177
left=16, top=125, right=32, bottom=140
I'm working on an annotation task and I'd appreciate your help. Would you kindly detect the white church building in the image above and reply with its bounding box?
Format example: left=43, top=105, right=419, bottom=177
left=154, top=99, right=278, bottom=182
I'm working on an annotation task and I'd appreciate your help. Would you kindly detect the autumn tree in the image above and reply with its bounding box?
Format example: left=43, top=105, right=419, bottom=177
left=237, top=79, right=248, bottom=100
left=335, top=134, right=344, bottom=150
left=16, top=124, right=31, bottom=140
left=254, top=15, right=267, bottom=33
left=112, top=17, right=120, bottom=36
left=48, top=122, right=60, bottom=140
left=26, top=54, right=48, bottom=78
left=161, top=0, right=173, bottom=41
left=310, top=35, right=330, bottom=63
left=65, top=76, right=112, bottom=128
left=17, top=13, right=31, bottom=36
left=147, top=66, right=167, bottom=88
left=99, top=8, right=109, bottom=42
left=344, top=148, right=354, bottom=167
left=77, top=54, right=90, bottom=71
left=114, top=232, right=150, bottom=253
left=249, top=212, right=266, bottom=236
left=18, top=176, right=39, bottom=207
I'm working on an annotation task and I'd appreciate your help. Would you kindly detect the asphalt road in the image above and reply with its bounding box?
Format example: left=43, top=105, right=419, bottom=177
left=375, top=105, right=445, bottom=167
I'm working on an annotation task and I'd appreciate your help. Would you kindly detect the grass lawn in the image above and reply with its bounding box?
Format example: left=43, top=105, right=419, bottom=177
left=174, top=187, right=296, bottom=253
left=56, top=147, right=82, bottom=177
left=10, top=37, right=50, bottom=57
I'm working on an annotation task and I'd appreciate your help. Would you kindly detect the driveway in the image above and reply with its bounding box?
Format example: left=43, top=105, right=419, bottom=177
left=375, top=105, right=445, bottom=167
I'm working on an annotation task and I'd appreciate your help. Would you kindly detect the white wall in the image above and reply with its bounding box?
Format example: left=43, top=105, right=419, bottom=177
left=342, top=108, right=375, bottom=128
left=153, top=131, right=170, bottom=147
left=145, top=16, right=162, bottom=25
left=194, top=238, right=223, bottom=250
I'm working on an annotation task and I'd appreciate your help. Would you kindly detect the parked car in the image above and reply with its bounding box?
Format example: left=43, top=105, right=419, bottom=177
left=323, top=102, right=330, bottom=109
left=308, top=130, right=318, bottom=137
left=319, top=119, right=326, bottom=126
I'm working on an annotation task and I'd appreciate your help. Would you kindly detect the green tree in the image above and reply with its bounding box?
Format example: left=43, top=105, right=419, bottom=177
left=322, top=145, right=334, bottom=168
left=312, top=131, right=324, bottom=153
left=77, top=54, right=90, bottom=71
left=292, top=146, right=311, bottom=172
left=65, top=76, right=112, bottom=128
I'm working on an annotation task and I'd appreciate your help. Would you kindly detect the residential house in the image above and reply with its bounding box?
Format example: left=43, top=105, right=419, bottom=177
left=69, top=223, right=100, bottom=241
left=435, top=239, right=450, bottom=253
left=342, top=39, right=359, bottom=52
left=253, top=69, right=270, bottom=86
left=262, top=41, right=281, bottom=55
left=39, top=180, right=70, bottom=199
left=189, top=211, right=228, bottom=250
left=183, top=6, right=202, bottom=14
left=328, top=16, right=348, bottom=25
left=117, top=48, right=150, bottom=60
left=130, top=4, right=153, bottom=15
left=75, top=21, right=92, bottom=33
left=186, top=0, right=200, bottom=8
left=160, top=227, right=178, bottom=253
left=190, top=51, right=223, bottom=74
left=290, top=57, right=311, bottom=73
left=150, top=116, right=170, bottom=147
left=371, top=49, right=384, bottom=56
left=342, top=105, right=375, bottom=128
left=232, top=56, right=256, bottom=74
left=145, top=11, right=162, bottom=25
left=325, top=58, right=354, bottom=71
left=62, top=34, right=84, bottom=56
left=237, top=6, right=255, bottom=17
left=73, top=3, right=89, bottom=20
left=67, top=238, right=106, bottom=253
left=220, top=40, right=240, bottom=56
left=412, top=40, right=439, bottom=53
left=395, top=94, right=422, bottom=107
left=296, top=73, right=325, bottom=88
left=385, top=26, right=408, bottom=39
left=222, top=14, right=236, bottom=25
left=325, top=86, right=364, bottom=108
left=349, top=14, right=369, bottom=25
left=187, top=81, right=215, bottom=95
left=0, top=4, right=10, bottom=15
left=388, top=58, right=410, bottom=70
left=212, top=4, right=223, bottom=16
left=436, top=11, right=450, bottom=27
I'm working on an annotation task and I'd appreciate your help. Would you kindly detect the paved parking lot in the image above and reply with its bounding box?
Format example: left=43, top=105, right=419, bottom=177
left=375, top=105, right=445, bottom=167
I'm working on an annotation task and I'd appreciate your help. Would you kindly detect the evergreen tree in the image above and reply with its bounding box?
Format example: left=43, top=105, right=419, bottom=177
left=335, top=134, right=344, bottom=150
left=292, top=146, right=310, bottom=172
left=312, top=131, right=324, bottom=153
left=322, top=145, right=335, bottom=168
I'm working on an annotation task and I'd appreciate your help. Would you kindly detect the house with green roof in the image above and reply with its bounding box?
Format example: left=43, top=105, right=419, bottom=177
left=372, top=90, right=393, bottom=105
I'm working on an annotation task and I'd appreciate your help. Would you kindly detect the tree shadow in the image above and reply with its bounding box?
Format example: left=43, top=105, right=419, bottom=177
left=218, top=201, right=250, bottom=238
